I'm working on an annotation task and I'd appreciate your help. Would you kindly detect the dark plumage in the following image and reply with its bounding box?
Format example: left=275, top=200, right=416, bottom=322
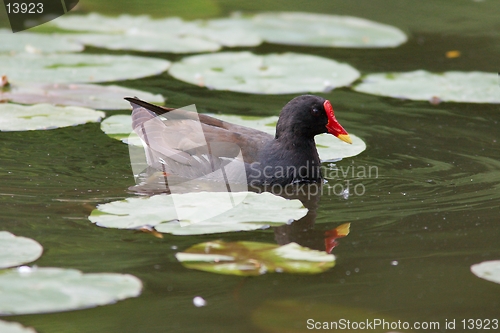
left=126, top=95, right=351, bottom=187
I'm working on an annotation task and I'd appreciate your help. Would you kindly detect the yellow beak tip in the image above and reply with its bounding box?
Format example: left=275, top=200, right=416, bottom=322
left=338, top=134, right=353, bottom=144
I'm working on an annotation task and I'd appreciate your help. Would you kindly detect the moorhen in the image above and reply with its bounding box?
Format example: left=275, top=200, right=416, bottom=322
left=126, top=95, right=351, bottom=187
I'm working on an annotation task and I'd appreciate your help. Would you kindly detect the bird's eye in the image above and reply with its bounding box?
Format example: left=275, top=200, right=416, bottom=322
left=310, top=107, right=321, bottom=116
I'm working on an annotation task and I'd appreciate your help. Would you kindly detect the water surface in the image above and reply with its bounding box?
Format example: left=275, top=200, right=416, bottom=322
left=1, top=1, right=499, bottom=332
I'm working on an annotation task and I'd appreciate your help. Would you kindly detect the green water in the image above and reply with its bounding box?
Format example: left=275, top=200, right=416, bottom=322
left=1, top=1, right=500, bottom=332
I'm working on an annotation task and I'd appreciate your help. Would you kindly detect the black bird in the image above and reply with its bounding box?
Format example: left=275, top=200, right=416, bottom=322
left=126, top=95, right=351, bottom=188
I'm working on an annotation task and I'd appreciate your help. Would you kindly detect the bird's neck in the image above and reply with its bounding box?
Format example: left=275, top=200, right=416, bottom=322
left=249, top=135, right=323, bottom=186
left=269, top=135, right=321, bottom=171
left=275, top=132, right=317, bottom=151
left=275, top=136, right=316, bottom=151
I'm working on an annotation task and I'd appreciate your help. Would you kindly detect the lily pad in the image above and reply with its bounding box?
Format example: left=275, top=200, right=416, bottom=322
left=100, top=113, right=365, bottom=160
left=0, top=232, right=43, bottom=269
left=217, top=12, right=407, bottom=48
left=51, top=14, right=260, bottom=51
left=89, top=192, right=307, bottom=235
left=353, top=70, right=500, bottom=104
left=168, top=52, right=360, bottom=94
left=1, top=83, right=164, bottom=110
left=189, top=19, right=262, bottom=47
left=0, top=53, right=171, bottom=84
left=50, top=12, right=405, bottom=49
left=63, top=33, right=221, bottom=54
left=0, top=104, right=105, bottom=131
left=0, top=320, right=37, bottom=333
left=0, top=29, right=83, bottom=54
left=50, top=13, right=157, bottom=33
left=176, top=241, right=335, bottom=276
left=0, top=266, right=142, bottom=315
left=471, top=260, right=500, bottom=284
left=100, top=114, right=137, bottom=143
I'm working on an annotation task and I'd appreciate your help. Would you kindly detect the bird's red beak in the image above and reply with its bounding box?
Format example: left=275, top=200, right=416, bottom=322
left=324, top=100, right=352, bottom=144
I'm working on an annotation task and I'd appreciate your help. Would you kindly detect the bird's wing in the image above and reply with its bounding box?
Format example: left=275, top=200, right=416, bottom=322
left=128, top=98, right=270, bottom=184
left=126, top=97, right=273, bottom=164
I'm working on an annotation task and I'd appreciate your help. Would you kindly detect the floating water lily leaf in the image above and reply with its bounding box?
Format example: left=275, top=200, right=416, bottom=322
left=0, top=232, right=43, bottom=269
left=316, top=134, right=366, bottom=161
left=0, top=266, right=142, bottom=315
left=0, top=29, right=83, bottom=54
left=353, top=70, right=500, bottom=104
left=0, top=104, right=105, bottom=131
left=89, top=192, right=307, bottom=235
left=101, top=114, right=134, bottom=142
left=100, top=113, right=365, bottom=159
left=0, top=53, right=170, bottom=84
left=176, top=241, right=335, bottom=276
left=0, top=320, right=37, bottom=333
left=154, top=220, right=271, bottom=236
left=62, top=33, right=221, bottom=54
left=49, top=13, right=155, bottom=33
left=471, top=260, right=500, bottom=284
left=100, top=114, right=141, bottom=145
left=228, top=12, right=407, bottom=48
left=51, top=14, right=259, bottom=51
left=89, top=194, right=178, bottom=229
left=1, top=83, right=164, bottom=110
left=50, top=12, right=405, bottom=49
left=252, top=299, right=402, bottom=333
left=168, top=52, right=360, bottom=94
left=190, top=19, right=262, bottom=47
